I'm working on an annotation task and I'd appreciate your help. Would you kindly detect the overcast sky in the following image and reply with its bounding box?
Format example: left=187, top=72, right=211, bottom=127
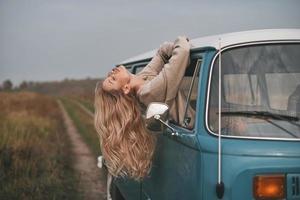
left=1, top=0, right=300, bottom=85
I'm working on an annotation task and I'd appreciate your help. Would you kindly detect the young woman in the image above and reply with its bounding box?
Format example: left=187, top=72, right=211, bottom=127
left=94, top=36, right=191, bottom=181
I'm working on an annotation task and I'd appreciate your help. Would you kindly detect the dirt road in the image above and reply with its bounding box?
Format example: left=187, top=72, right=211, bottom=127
left=58, top=100, right=107, bottom=200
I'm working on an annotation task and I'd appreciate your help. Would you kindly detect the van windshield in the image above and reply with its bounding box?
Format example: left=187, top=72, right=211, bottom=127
left=208, top=43, right=300, bottom=139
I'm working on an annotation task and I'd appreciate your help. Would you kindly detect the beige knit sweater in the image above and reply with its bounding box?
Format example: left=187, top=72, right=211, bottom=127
left=137, top=36, right=195, bottom=128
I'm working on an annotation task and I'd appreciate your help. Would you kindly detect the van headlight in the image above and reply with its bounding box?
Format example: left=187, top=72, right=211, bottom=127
left=253, top=174, right=285, bottom=200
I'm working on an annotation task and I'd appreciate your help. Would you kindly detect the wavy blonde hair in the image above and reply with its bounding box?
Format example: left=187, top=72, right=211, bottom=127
left=94, top=82, right=156, bottom=180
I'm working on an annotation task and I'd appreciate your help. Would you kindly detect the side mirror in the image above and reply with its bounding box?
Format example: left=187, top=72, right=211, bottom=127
left=145, top=102, right=169, bottom=132
left=145, top=103, right=179, bottom=136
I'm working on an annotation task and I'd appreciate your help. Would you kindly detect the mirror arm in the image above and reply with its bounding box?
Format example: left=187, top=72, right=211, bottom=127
left=154, top=115, right=179, bottom=136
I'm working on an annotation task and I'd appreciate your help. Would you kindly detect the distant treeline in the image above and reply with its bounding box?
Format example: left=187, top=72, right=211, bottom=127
left=0, top=78, right=103, bottom=101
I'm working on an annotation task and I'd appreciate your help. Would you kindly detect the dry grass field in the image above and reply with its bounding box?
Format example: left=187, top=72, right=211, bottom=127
left=0, top=92, right=80, bottom=200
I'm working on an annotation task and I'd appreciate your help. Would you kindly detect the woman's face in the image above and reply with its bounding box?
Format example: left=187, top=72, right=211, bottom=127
left=102, top=65, right=131, bottom=92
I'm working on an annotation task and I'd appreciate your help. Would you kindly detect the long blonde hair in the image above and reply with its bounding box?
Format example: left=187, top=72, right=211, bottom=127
left=94, top=82, right=156, bottom=180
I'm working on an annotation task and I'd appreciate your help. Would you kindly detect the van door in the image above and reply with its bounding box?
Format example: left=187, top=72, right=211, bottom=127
left=141, top=54, right=203, bottom=200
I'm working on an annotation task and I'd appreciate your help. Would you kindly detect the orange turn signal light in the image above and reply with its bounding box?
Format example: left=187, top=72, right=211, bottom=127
left=253, top=174, right=285, bottom=200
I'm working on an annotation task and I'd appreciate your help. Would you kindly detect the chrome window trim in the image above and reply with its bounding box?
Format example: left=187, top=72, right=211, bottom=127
left=182, top=58, right=202, bottom=128
left=205, top=40, right=300, bottom=141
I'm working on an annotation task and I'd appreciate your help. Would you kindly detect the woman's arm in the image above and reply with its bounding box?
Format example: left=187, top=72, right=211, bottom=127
left=138, top=36, right=190, bottom=105
left=137, top=42, right=174, bottom=76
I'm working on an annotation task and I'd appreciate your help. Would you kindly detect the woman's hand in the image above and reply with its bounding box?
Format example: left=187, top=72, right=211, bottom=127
left=158, top=42, right=174, bottom=63
left=157, top=36, right=190, bottom=63
left=174, top=36, right=190, bottom=49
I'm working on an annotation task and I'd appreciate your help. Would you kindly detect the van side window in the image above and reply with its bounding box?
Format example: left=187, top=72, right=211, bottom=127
left=169, top=58, right=201, bottom=129
left=129, top=58, right=201, bottom=130
left=133, top=63, right=149, bottom=74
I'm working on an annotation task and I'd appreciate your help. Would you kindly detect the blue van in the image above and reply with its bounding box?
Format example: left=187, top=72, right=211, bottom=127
left=111, top=29, right=300, bottom=200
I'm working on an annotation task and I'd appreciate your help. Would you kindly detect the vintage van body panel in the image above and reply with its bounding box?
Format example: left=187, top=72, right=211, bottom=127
left=198, top=135, right=300, bottom=199
left=113, top=29, right=300, bottom=200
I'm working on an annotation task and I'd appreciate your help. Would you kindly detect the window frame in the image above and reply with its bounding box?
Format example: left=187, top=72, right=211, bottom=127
left=168, top=53, right=203, bottom=131
left=205, top=41, right=300, bottom=141
left=132, top=62, right=149, bottom=74
left=180, top=58, right=202, bottom=128
left=127, top=53, right=203, bottom=132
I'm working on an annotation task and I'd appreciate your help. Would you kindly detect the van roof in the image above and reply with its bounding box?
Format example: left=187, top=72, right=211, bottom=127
left=120, top=29, right=300, bottom=65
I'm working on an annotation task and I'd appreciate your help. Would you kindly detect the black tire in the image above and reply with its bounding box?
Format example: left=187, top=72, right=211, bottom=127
left=110, top=180, right=125, bottom=200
